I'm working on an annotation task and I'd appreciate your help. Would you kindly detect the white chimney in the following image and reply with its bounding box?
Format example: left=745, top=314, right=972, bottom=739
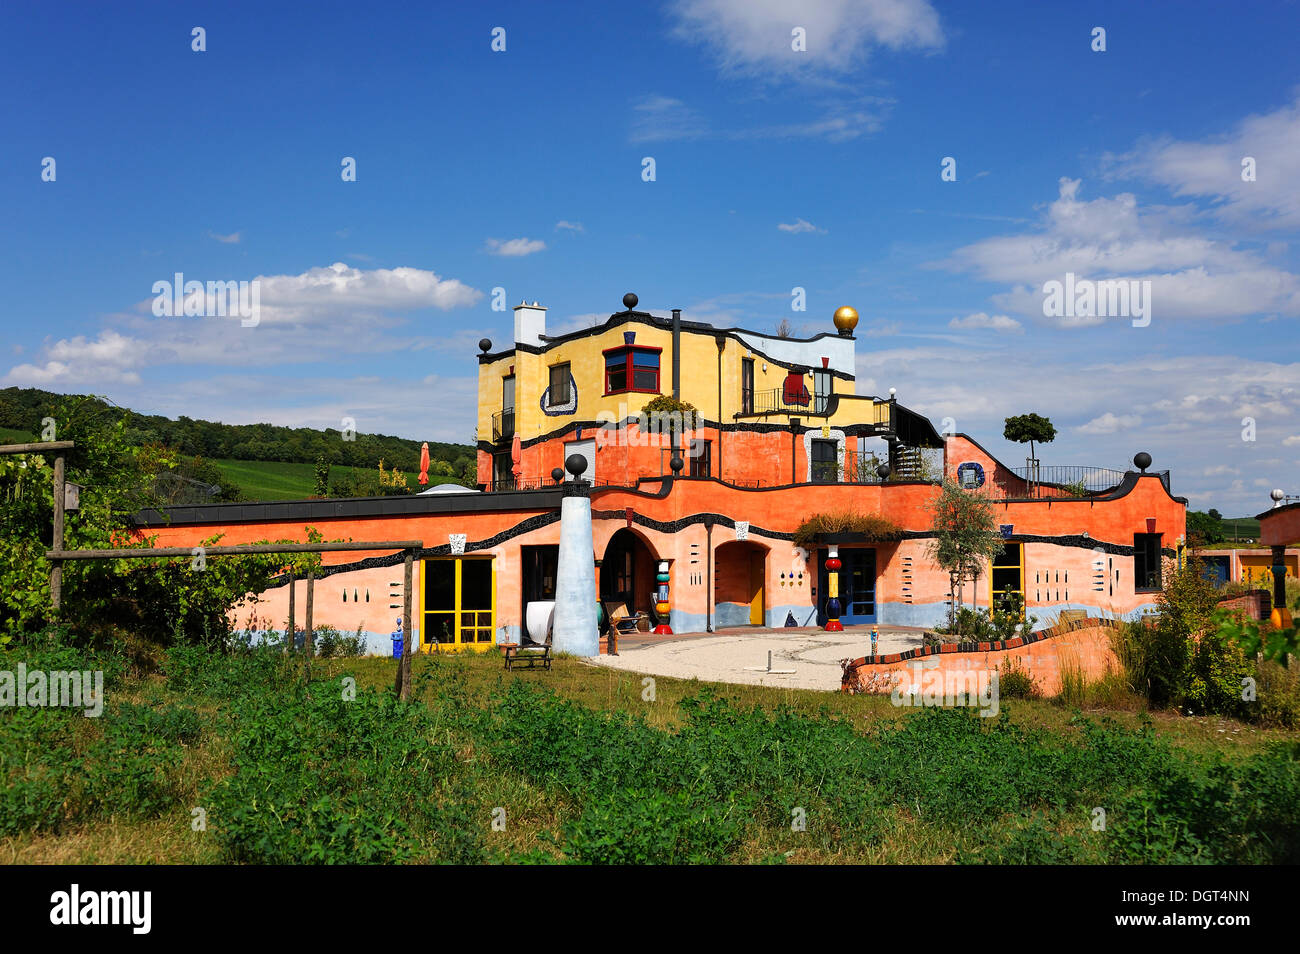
left=513, top=300, right=547, bottom=347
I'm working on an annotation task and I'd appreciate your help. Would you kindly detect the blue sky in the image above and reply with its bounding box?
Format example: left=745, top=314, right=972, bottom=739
left=2, top=0, right=1298, bottom=515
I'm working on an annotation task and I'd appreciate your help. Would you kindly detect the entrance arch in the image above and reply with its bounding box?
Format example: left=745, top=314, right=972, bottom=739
left=600, top=527, right=660, bottom=619
left=714, top=540, right=768, bottom=627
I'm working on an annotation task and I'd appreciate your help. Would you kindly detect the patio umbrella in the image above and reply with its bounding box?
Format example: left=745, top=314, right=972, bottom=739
left=511, top=433, right=522, bottom=478
left=418, top=442, right=430, bottom=485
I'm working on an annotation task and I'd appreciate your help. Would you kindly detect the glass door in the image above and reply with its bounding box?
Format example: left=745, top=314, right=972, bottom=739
left=843, top=549, right=877, bottom=623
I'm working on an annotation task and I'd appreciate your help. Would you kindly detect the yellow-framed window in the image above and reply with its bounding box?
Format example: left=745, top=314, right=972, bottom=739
left=420, top=557, right=496, bottom=652
left=990, top=542, right=1024, bottom=610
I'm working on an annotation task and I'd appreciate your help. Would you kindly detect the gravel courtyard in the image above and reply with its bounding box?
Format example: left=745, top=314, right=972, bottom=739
left=586, top=626, right=927, bottom=691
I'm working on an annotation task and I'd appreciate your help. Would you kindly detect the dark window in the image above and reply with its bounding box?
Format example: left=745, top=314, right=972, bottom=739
left=522, top=546, right=559, bottom=603
left=813, top=369, right=832, bottom=415
left=605, top=347, right=660, bottom=394
left=502, top=374, right=515, bottom=410
left=991, top=543, right=1023, bottom=608
left=810, top=438, right=838, bottom=483
left=689, top=439, right=712, bottom=478
left=741, top=358, right=755, bottom=413
left=1134, top=533, right=1162, bottom=591
left=493, top=450, right=513, bottom=490
left=549, top=363, right=571, bottom=405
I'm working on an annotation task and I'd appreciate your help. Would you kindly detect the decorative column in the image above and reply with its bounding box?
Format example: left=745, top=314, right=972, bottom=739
left=654, top=560, right=673, bottom=634
left=552, top=454, right=600, bottom=656
left=1271, top=545, right=1290, bottom=627
left=825, top=544, right=844, bottom=631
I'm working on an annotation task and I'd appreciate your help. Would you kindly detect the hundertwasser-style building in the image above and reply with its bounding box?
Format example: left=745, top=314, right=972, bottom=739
left=133, top=294, right=1188, bottom=654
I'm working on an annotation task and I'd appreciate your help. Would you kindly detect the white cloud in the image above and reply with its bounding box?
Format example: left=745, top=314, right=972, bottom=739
left=630, top=95, right=708, bottom=143
left=945, top=177, right=1300, bottom=322
left=554, top=221, right=585, bottom=233
left=669, top=0, right=944, bottom=77
left=1077, top=412, right=1142, bottom=435
left=484, top=237, right=546, bottom=257
left=1106, top=96, right=1300, bottom=230
left=1284, top=435, right=1300, bottom=446
left=2, top=263, right=483, bottom=388
left=777, top=218, right=826, bottom=234
left=208, top=231, right=241, bottom=244
left=948, top=312, right=1022, bottom=334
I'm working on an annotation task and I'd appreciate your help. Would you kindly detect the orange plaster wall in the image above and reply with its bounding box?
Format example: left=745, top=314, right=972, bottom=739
left=1261, top=505, right=1300, bottom=547
left=846, top=624, right=1120, bottom=697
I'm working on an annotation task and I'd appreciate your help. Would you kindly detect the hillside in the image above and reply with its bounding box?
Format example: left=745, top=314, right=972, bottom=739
left=0, top=387, right=473, bottom=473
left=0, top=388, right=477, bottom=502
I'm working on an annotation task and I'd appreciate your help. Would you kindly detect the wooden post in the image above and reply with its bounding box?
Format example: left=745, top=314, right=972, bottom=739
left=304, top=567, right=314, bottom=656
left=50, top=454, right=65, bottom=615
left=286, top=567, right=296, bottom=653
left=396, top=549, right=414, bottom=700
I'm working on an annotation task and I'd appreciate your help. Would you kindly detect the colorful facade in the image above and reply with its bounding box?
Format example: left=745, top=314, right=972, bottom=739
left=132, top=296, right=1188, bottom=654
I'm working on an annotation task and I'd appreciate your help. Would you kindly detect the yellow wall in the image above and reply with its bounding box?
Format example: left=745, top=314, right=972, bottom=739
left=478, top=318, right=881, bottom=443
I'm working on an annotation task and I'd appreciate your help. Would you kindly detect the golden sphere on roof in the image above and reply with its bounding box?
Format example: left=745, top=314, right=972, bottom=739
left=833, top=306, right=859, bottom=334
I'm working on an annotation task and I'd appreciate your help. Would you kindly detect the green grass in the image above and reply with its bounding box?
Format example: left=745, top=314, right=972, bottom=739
left=210, top=458, right=463, bottom=501
left=0, top=427, right=36, bottom=444
left=4, top=642, right=1298, bottom=865
left=1219, top=517, right=1262, bottom=543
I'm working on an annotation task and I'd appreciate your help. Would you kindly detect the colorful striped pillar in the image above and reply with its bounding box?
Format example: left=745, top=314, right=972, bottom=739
left=654, top=560, right=673, bottom=634
left=824, top=545, right=844, bottom=632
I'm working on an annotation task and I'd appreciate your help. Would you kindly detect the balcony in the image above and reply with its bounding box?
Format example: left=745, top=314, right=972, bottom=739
left=491, top=408, right=515, bottom=443
left=744, top=387, right=830, bottom=417
left=979, top=464, right=1131, bottom=500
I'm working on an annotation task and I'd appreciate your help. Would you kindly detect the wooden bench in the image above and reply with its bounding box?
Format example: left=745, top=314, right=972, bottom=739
left=502, top=631, right=552, bottom=671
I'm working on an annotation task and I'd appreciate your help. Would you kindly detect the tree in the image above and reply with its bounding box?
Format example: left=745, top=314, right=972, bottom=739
left=1186, top=510, right=1225, bottom=546
left=926, top=478, right=1005, bottom=633
left=1003, top=413, right=1057, bottom=461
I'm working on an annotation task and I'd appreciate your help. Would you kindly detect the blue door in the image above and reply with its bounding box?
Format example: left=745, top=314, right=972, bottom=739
left=842, top=549, right=877, bottom=624
left=817, top=548, right=877, bottom=625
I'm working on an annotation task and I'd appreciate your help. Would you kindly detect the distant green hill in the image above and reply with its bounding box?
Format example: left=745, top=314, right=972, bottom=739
left=0, top=387, right=478, bottom=503
left=210, top=458, right=464, bottom=501
left=0, top=387, right=473, bottom=473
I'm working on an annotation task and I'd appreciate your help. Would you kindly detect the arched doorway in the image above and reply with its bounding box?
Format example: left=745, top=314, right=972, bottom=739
left=714, top=541, right=768, bottom=627
left=600, top=528, right=659, bottom=618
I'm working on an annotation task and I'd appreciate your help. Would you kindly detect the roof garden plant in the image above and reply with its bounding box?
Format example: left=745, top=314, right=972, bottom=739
left=792, top=509, right=903, bottom=548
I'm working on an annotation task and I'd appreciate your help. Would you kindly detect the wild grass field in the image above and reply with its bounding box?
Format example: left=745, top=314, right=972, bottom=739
left=3, top=639, right=1298, bottom=865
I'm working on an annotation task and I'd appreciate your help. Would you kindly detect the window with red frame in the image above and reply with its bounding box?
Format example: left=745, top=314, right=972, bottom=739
left=605, top=346, right=660, bottom=394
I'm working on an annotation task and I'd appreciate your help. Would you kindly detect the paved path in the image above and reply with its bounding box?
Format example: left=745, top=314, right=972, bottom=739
left=588, top=626, right=926, bottom=691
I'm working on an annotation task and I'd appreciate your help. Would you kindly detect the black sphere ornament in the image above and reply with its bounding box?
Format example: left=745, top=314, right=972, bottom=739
left=565, top=454, right=588, bottom=478
left=478, top=338, right=492, bottom=353
left=670, top=455, right=684, bottom=473
left=622, top=292, right=638, bottom=311
left=551, top=467, right=565, bottom=483
left=1133, top=452, right=1152, bottom=473
left=876, top=463, right=892, bottom=480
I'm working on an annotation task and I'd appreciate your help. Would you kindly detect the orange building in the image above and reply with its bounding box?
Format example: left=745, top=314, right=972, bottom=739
left=133, top=295, right=1188, bottom=653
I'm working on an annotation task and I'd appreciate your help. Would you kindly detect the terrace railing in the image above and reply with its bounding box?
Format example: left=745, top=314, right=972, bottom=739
left=983, top=464, right=1128, bottom=500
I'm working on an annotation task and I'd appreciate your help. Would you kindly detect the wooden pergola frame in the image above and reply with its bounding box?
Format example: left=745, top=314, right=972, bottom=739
left=3, top=440, right=425, bottom=699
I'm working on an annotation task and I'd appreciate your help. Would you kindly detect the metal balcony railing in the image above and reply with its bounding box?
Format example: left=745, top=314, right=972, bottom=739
left=980, top=464, right=1129, bottom=500
left=491, top=408, right=515, bottom=443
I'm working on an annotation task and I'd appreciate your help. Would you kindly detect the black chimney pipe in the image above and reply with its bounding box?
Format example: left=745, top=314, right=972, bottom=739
left=671, top=308, right=682, bottom=462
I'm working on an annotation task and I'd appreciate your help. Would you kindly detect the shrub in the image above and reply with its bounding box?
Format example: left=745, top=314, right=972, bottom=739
left=313, top=624, right=366, bottom=659
left=792, top=509, right=904, bottom=548
left=999, top=658, right=1040, bottom=699
left=1185, top=627, right=1252, bottom=718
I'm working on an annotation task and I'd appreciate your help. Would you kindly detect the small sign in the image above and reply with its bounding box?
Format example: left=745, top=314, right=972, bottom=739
left=63, top=482, right=81, bottom=511
left=999, top=524, right=1013, bottom=539
left=735, top=521, right=749, bottom=541
left=449, top=533, right=467, bottom=555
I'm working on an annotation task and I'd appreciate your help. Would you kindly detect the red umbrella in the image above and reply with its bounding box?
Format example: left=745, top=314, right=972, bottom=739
left=511, top=433, right=522, bottom=477
left=418, top=442, right=430, bottom=485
